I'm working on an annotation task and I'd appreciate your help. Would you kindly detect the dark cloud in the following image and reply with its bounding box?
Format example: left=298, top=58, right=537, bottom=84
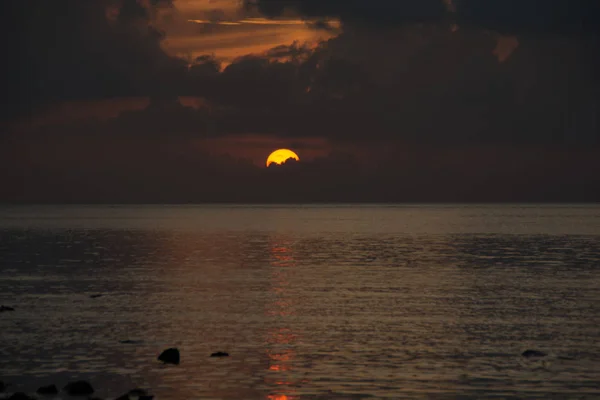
left=247, top=0, right=600, bottom=35
left=10, top=30, right=599, bottom=147
left=456, top=0, right=600, bottom=35
left=0, top=0, right=184, bottom=122
left=178, top=29, right=598, bottom=147
left=247, top=0, right=448, bottom=26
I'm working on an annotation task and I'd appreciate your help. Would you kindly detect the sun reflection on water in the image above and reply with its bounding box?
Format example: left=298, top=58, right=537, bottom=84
left=267, top=395, right=291, bottom=400
left=265, top=238, right=302, bottom=400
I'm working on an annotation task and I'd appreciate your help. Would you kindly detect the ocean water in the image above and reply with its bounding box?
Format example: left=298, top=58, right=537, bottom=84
left=0, top=204, right=599, bottom=399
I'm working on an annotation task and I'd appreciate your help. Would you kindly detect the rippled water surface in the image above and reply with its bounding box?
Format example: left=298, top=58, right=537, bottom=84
left=1, top=205, right=600, bottom=399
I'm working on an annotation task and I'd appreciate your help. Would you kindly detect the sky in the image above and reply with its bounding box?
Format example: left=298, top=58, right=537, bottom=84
left=1, top=0, right=599, bottom=203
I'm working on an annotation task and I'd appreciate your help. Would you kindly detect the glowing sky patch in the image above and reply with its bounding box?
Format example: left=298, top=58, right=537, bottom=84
left=159, top=1, right=341, bottom=63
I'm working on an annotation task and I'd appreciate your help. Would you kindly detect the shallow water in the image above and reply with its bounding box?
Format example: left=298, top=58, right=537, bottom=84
left=1, top=204, right=600, bottom=399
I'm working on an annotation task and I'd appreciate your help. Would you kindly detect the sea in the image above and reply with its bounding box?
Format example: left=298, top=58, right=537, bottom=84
left=0, top=204, right=599, bottom=399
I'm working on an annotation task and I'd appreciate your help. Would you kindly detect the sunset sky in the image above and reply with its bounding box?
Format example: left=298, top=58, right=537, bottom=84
left=1, top=0, right=599, bottom=203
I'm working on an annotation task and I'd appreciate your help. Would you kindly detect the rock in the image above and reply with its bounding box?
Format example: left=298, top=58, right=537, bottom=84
left=210, top=351, right=229, bottom=357
left=89, top=294, right=103, bottom=298
left=139, top=396, right=154, bottom=400
left=8, top=393, right=36, bottom=400
left=119, top=340, right=143, bottom=345
left=0, top=380, right=6, bottom=392
left=0, top=305, right=15, bottom=312
left=36, top=384, right=58, bottom=395
left=522, top=349, right=547, bottom=358
left=158, top=347, right=180, bottom=365
left=63, top=380, right=94, bottom=395
left=114, top=394, right=129, bottom=400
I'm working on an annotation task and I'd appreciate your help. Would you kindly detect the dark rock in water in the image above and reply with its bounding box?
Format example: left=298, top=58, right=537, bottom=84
left=0, top=305, right=15, bottom=312
left=139, top=396, right=154, bottom=400
left=36, top=384, right=58, bottom=395
left=8, top=393, right=36, bottom=400
left=210, top=351, right=229, bottom=357
left=119, top=340, right=143, bottom=345
left=63, top=380, right=94, bottom=395
left=522, top=349, right=547, bottom=358
left=89, top=398, right=104, bottom=400
left=0, top=380, right=6, bottom=392
left=115, top=394, right=130, bottom=400
left=158, top=347, right=180, bottom=364
left=90, top=294, right=103, bottom=298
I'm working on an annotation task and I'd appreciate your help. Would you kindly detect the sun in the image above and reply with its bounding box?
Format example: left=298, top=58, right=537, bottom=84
left=266, top=149, right=300, bottom=167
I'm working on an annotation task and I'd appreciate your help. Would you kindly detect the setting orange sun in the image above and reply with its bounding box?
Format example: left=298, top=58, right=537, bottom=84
left=266, top=149, right=300, bottom=167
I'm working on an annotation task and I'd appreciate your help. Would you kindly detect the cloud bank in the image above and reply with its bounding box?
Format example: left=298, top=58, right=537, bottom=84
left=1, top=0, right=599, bottom=202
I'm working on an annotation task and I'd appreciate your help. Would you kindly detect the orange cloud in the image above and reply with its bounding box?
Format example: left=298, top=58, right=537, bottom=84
left=163, top=24, right=336, bottom=63
left=159, top=1, right=341, bottom=63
